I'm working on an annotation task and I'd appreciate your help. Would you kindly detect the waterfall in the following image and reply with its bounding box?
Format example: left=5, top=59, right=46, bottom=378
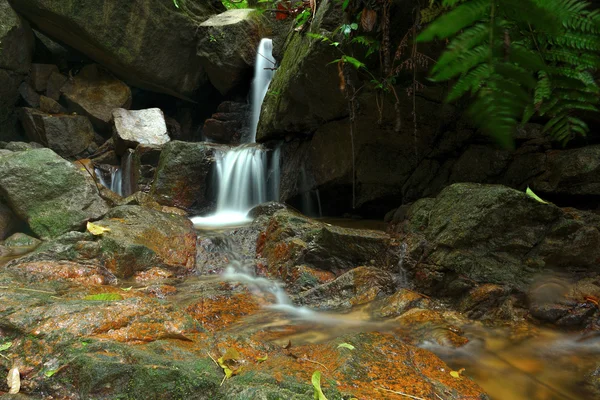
left=94, top=151, right=135, bottom=197
left=192, top=38, right=278, bottom=229
left=248, top=38, right=276, bottom=143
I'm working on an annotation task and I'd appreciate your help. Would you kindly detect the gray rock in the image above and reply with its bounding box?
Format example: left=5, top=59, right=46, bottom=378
left=61, top=64, right=132, bottom=132
left=46, top=70, right=68, bottom=101
left=0, top=201, right=16, bottom=240
left=0, top=148, right=109, bottom=239
left=197, top=9, right=265, bottom=95
left=2, top=232, right=41, bottom=247
left=18, top=108, right=95, bottom=157
left=38, top=95, right=65, bottom=114
left=18, top=81, right=40, bottom=108
left=10, top=0, right=224, bottom=98
left=30, top=63, right=59, bottom=92
left=112, top=108, right=169, bottom=155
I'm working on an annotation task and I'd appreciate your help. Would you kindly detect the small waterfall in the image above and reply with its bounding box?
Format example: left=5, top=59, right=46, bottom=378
left=248, top=38, right=276, bottom=143
left=94, top=152, right=135, bottom=197
left=192, top=38, right=278, bottom=229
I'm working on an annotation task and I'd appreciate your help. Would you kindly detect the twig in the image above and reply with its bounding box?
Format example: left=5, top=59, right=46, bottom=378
left=300, top=357, right=329, bottom=371
left=0, top=353, right=9, bottom=360
left=0, top=286, right=55, bottom=294
left=206, top=352, right=219, bottom=367
left=376, top=387, right=425, bottom=400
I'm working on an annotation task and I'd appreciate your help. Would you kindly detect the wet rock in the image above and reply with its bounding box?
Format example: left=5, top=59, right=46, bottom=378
left=0, top=0, right=34, bottom=140
left=2, top=232, right=41, bottom=247
left=3, top=141, right=42, bottom=151
left=10, top=0, right=224, bottom=98
left=203, top=101, right=249, bottom=144
left=5, top=260, right=114, bottom=285
left=60, top=64, right=132, bottom=132
left=112, top=108, right=169, bottom=155
left=132, top=143, right=163, bottom=192
left=30, top=63, right=59, bottom=92
left=0, top=148, right=109, bottom=239
left=259, top=208, right=397, bottom=278
left=151, top=141, right=225, bottom=212
left=394, top=308, right=470, bottom=347
left=373, top=288, right=431, bottom=318
left=38, top=95, right=65, bottom=114
left=247, top=201, right=290, bottom=219
left=197, top=9, right=265, bottom=95
left=294, top=266, right=396, bottom=310
left=0, top=202, right=16, bottom=240
left=90, top=205, right=196, bottom=278
left=18, top=108, right=95, bottom=158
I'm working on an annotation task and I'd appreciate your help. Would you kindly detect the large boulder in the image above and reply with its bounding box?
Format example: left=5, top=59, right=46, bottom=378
left=0, top=148, right=109, bottom=239
left=395, top=183, right=600, bottom=295
left=61, top=64, right=132, bottom=132
left=9, top=0, right=224, bottom=98
left=87, top=205, right=197, bottom=278
left=196, top=9, right=265, bottom=95
left=258, top=208, right=398, bottom=281
left=112, top=108, right=170, bottom=155
left=151, top=141, right=225, bottom=212
left=18, top=108, right=95, bottom=158
left=0, top=0, right=34, bottom=140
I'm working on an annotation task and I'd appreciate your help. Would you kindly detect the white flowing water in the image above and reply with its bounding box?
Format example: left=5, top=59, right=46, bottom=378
left=192, top=38, right=278, bottom=229
left=94, top=151, right=135, bottom=197
left=248, top=38, right=276, bottom=143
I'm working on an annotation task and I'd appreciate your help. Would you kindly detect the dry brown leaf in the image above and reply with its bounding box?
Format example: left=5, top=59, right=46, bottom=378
left=7, top=366, right=20, bottom=394
left=361, top=8, right=377, bottom=32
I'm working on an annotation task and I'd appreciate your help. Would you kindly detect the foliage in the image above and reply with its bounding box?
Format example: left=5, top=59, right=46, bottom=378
left=83, top=293, right=124, bottom=301
left=311, top=371, right=328, bottom=400
left=418, top=0, right=600, bottom=147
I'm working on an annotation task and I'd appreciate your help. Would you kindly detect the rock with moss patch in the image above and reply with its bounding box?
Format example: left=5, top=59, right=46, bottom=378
left=0, top=148, right=109, bottom=239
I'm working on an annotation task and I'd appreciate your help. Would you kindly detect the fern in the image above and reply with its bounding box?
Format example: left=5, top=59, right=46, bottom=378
left=418, top=0, right=600, bottom=147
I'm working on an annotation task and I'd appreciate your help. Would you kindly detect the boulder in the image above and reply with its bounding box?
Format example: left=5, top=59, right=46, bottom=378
left=532, top=145, right=600, bottom=196
left=18, top=81, right=40, bottom=108
left=18, top=108, right=95, bottom=157
left=38, top=95, right=66, bottom=114
left=60, top=64, right=132, bottom=132
left=396, top=183, right=600, bottom=297
left=258, top=208, right=398, bottom=280
left=30, top=63, right=59, bottom=92
left=112, top=108, right=170, bottom=155
left=0, top=148, right=109, bottom=239
left=2, top=232, right=41, bottom=247
left=197, top=9, right=265, bottom=95
left=9, top=0, right=224, bottom=98
left=151, top=141, right=225, bottom=212
left=45, top=70, right=68, bottom=101
left=0, top=0, right=34, bottom=140
left=202, top=101, right=249, bottom=144
left=86, top=205, right=197, bottom=278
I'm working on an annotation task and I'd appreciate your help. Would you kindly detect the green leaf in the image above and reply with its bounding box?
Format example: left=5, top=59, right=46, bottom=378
left=121, top=286, right=133, bottom=292
left=526, top=187, right=548, bottom=204
left=337, top=343, right=355, bottom=351
left=0, top=341, right=12, bottom=352
left=342, top=56, right=366, bottom=70
left=83, top=293, right=124, bottom=301
left=256, top=355, right=268, bottom=362
left=342, top=0, right=350, bottom=11
left=418, top=0, right=489, bottom=42
left=312, top=371, right=328, bottom=400
left=173, top=0, right=179, bottom=8
left=44, top=369, right=59, bottom=378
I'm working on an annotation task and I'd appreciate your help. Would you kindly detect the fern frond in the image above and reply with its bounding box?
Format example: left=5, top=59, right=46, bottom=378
left=446, top=63, right=492, bottom=101
left=547, top=32, right=600, bottom=51
left=417, top=0, right=490, bottom=41
left=431, top=44, right=490, bottom=81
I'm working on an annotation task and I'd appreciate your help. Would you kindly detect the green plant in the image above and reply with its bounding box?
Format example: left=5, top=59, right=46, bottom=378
left=418, top=0, right=600, bottom=147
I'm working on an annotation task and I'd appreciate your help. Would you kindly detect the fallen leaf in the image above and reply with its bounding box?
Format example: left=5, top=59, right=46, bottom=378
left=44, top=368, right=59, bottom=377
left=0, top=341, right=12, bottom=352
left=312, top=371, right=328, bottom=400
left=7, top=366, right=20, bottom=394
left=217, top=348, right=243, bottom=381
left=256, top=355, right=268, bottom=362
left=450, top=368, right=465, bottom=379
left=121, top=287, right=133, bottom=292
left=83, top=293, right=124, bottom=301
left=87, top=222, right=110, bottom=235
left=337, top=343, right=355, bottom=351
left=526, top=187, right=548, bottom=204
left=283, top=340, right=292, bottom=350
left=360, top=8, right=377, bottom=32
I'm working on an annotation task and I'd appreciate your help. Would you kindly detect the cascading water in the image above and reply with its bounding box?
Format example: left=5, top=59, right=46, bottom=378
left=94, top=151, right=135, bottom=197
left=192, top=38, right=279, bottom=229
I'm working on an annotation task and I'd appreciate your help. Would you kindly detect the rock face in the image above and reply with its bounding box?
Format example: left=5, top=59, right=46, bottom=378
left=61, top=64, right=132, bottom=132
left=112, top=108, right=170, bottom=155
left=151, top=141, right=225, bottom=212
left=9, top=0, right=224, bottom=98
left=394, top=183, right=600, bottom=312
left=257, top=0, right=347, bottom=141
left=0, top=148, right=109, bottom=239
left=18, top=108, right=95, bottom=157
left=0, top=201, right=16, bottom=240
left=197, top=9, right=265, bottom=95
left=0, top=0, right=34, bottom=140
